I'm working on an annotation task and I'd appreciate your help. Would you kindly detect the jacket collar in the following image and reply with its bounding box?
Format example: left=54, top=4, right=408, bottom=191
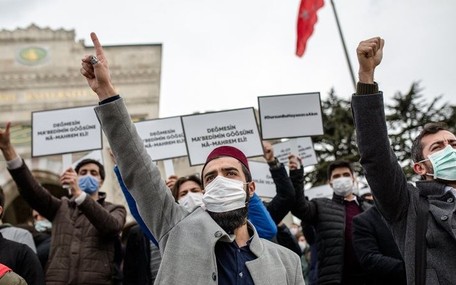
left=416, top=180, right=447, bottom=197
left=245, top=221, right=264, bottom=257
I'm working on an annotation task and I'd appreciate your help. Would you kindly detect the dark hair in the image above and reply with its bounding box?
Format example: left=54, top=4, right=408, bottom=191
left=327, top=160, right=354, bottom=180
left=0, top=187, right=5, bottom=219
left=411, top=122, right=449, bottom=163
left=171, top=175, right=202, bottom=201
left=241, top=164, right=252, bottom=183
left=201, top=161, right=252, bottom=187
left=75, top=158, right=105, bottom=181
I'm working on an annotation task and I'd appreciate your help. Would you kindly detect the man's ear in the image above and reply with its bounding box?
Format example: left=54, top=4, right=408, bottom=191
left=0, top=205, right=3, bottom=219
left=248, top=181, right=256, bottom=197
left=413, top=162, right=427, bottom=176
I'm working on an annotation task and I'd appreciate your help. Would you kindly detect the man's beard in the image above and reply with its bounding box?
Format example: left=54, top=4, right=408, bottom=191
left=208, top=207, right=248, bottom=234
left=207, top=190, right=250, bottom=234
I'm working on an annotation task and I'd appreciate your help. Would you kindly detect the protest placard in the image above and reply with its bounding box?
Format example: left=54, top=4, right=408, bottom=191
left=134, top=116, right=187, bottom=161
left=32, top=106, right=102, bottom=157
left=248, top=161, right=276, bottom=198
left=272, top=137, right=318, bottom=167
left=258, top=92, right=324, bottom=139
left=305, top=184, right=333, bottom=200
left=181, top=108, right=263, bottom=166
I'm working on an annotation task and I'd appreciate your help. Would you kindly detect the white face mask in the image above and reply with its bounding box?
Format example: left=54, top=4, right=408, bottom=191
left=202, top=176, right=247, bottom=213
left=290, top=227, right=299, bottom=236
left=34, top=219, right=52, bottom=232
left=298, top=241, right=308, bottom=252
left=178, top=192, right=204, bottom=211
left=332, top=177, right=354, bottom=197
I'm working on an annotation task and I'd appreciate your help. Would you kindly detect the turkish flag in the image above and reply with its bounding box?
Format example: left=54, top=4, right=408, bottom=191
left=296, top=0, right=324, bottom=57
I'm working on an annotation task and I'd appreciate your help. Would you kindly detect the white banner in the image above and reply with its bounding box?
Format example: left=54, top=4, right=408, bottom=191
left=181, top=108, right=263, bottom=166
left=305, top=184, right=333, bottom=200
left=258, top=92, right=324, bottom=139
left=135, top=116, right=187, bottom=161
left=32, top=106, right=102, bottom=157
left=249, top=161, right=276, bottom=198
left=272, top=137, right=318, bottom=167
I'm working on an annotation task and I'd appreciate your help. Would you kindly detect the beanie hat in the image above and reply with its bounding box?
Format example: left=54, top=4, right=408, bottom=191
left=201, top=146, right=250, bottom=181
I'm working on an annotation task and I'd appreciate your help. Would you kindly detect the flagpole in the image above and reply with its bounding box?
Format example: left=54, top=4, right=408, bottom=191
left=330, top=0, right=356, bottom=91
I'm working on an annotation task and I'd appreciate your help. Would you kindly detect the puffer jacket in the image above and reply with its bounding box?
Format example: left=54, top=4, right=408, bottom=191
left=8, top=162, right=126, bottom=285
left=293, top=191, right=371, bottom=284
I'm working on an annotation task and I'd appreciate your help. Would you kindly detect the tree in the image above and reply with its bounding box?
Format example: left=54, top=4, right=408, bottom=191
left=386, top=82, right=456, bottom=179
left=307, top=82, right=456, bottom=188
left=307, top=88, right=360, bottom=187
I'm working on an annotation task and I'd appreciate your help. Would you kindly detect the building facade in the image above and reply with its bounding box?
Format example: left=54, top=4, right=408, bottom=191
left=0, top=24, right=162, bottom=224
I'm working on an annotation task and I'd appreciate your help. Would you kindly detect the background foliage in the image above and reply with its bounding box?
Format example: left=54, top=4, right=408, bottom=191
left=306, top=82, right=456, bottom=188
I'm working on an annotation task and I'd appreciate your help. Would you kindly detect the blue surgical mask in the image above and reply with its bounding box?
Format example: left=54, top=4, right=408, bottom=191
left=78, top=175, right=100, bottom=194
left=421, top=145, right=456, bottom=181
left=35, top=219, right=52, bottom=232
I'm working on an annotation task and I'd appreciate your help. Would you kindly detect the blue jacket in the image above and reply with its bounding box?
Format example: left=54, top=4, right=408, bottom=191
left=114, top=165, right=158, bottom=246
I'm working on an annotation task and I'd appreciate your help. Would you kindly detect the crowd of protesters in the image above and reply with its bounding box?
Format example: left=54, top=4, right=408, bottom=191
left=0, top=34, right=454, bottom=285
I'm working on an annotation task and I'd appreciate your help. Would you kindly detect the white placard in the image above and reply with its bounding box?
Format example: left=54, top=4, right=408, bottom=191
left=258, top=92, right=324, bottom=139
left=32, top=106, right=102, bottom=157
left=272, top=138, right=318, bottom=167
left=62, top=154, right=73, bottom=171
left=181, top=108, right=264, bottom=166
left=71, top=150, right=104, bottom=169
left=305, top=184, right=333, bottom=200
left=163, top=159, right=175, bottom=178
left=249, top=161, right=277, bottom=198
left=134, top=116, right=187, bottom=161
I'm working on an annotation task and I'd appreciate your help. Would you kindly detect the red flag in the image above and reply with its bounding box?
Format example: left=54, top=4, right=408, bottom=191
left=296, top=0, right=324, bottom=57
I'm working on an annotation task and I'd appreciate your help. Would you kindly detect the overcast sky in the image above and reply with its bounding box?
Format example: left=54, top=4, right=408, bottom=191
left=1, top=0, right=455, bottom=118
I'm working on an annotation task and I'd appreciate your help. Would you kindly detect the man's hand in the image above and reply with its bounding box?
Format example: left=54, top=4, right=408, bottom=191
left=60, top=168, right=82, bottom=197
left=0, top=122, right=18, bottom=161
left=356, top=37, right=384, bottom=84
left=0, top=122, right=11, bottom=150
left=166, top=175, right=178, bottom=190
left=80, top=32, right=117, bottom=101
left=262, top=141, right=275, bottom=163
left=288, top=154, right=302, bottom=170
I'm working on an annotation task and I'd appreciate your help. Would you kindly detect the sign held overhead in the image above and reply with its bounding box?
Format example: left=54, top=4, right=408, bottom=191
left=181, top=108, right=264, bottom=166
left=32, top=105, right=102, bottom=157
left=258, top=92, right=324, bottom=140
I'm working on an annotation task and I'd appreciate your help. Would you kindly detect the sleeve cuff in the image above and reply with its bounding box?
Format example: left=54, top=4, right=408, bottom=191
left=75, top=191, right=88, bottom=205
left=6, top=156, right=23, bottom=170
left=356, top=82, right=379, bottom=95
left=99, top=95, right=121, bottom=105
left=267, top=157, right=281, bottom=169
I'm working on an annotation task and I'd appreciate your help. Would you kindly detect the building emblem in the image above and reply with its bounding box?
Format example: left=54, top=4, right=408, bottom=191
left=17, top=47, right=48, bottom=65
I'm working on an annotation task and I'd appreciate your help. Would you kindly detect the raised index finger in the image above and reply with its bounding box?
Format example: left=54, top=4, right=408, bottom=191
left=90, top=32, right=105, bottom=59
